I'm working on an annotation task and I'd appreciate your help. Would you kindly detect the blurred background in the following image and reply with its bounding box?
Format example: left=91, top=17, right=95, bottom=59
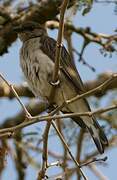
left=0, top=0, right=117, bottom=179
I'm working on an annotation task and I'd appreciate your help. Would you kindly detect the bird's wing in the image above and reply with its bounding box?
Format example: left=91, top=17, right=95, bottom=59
left=40, top=35, right=108, bottom=154
left=40, top=36, right=85, bottom=93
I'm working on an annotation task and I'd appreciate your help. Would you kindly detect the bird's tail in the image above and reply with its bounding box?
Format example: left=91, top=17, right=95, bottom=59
left=73, top=116, right=108, bottom=154
left=87, top=118, right=108, bottom=154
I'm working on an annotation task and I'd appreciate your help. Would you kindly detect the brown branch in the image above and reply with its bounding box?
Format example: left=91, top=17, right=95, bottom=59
left=39, top=99, right=88, bottom=179
left=14, top=132, right=25, bottom=180
left=51, top=121, right=88, bottom=180
left=80, top=157, right=107, bottom=168
left=73, top=48, right=96, bottom=72
left=47, top=20, right=117, bottom=53
left=55, top=115, right=68, bottom=179
left=49, top=0, right=69, bottom=102
left=0, top=2, right=116, bottom=57
left=76, top=129, right=85, bottom=180
left=38, top=100, right=67, bottom=177
left=38, top=136, right=117, bottom=179
left=0, top=73, right=31, bottom=118
left=38, top=121, right=51, bottom=179
left=0, top=103, right=116, bottom=136
left=0, top=101, right=48, bottom=129
left=0, top=140, right=8, bottom=175
left=81, top=136, right=117, bottom=166
left=0, top=0, right=75, bottom=55
left=66, top=73, right=117, bottom=105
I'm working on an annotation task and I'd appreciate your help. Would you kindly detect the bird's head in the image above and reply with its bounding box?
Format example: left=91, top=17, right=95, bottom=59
left=13, top=21, right=47, bottom=42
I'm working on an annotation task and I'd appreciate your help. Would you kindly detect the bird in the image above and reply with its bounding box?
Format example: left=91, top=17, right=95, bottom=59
left=14, top=21, right=108, bottom=154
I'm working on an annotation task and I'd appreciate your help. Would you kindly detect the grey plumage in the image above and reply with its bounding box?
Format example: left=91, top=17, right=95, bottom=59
left=15, top=21, right=108, bottom=154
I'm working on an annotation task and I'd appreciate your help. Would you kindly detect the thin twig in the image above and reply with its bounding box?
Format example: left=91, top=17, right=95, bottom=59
left=56, top=113, right=69, bottom=179
left=80, top=156, right=107, bottom=168
left=37, top=102, right=69, bottom=179
left=0, top=73, right=31, bottom=118
left=47, top=21, right=117, bottom=53
left=0, top=104, right=117, bottom=135
left=76, top=129, right=85, bottom=180
left=29, top=103, right=117, bottom=121
left=67, top=73, right=117, bottom=105
left=38, top=121, right=52, bottom=179
left=73, top=48, right=96, bottom=72
left=49, top=0, right=69, bottom=101
left=51, top=121, right=88, bottom=180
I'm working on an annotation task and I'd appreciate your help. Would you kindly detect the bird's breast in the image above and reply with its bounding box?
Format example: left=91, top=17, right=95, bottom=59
left=20, top=38, right=55, bottom=99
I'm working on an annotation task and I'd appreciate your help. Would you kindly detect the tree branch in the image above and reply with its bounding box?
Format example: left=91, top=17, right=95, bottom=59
left=0, top=0, right=75, bottom=55
left=51, top=121, right=88, bottom=180
left=85, top=72, right=117, bottom=97
left=0, top=103, right=117, bottom=138
left=49, top=0, right=69, bottom=102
